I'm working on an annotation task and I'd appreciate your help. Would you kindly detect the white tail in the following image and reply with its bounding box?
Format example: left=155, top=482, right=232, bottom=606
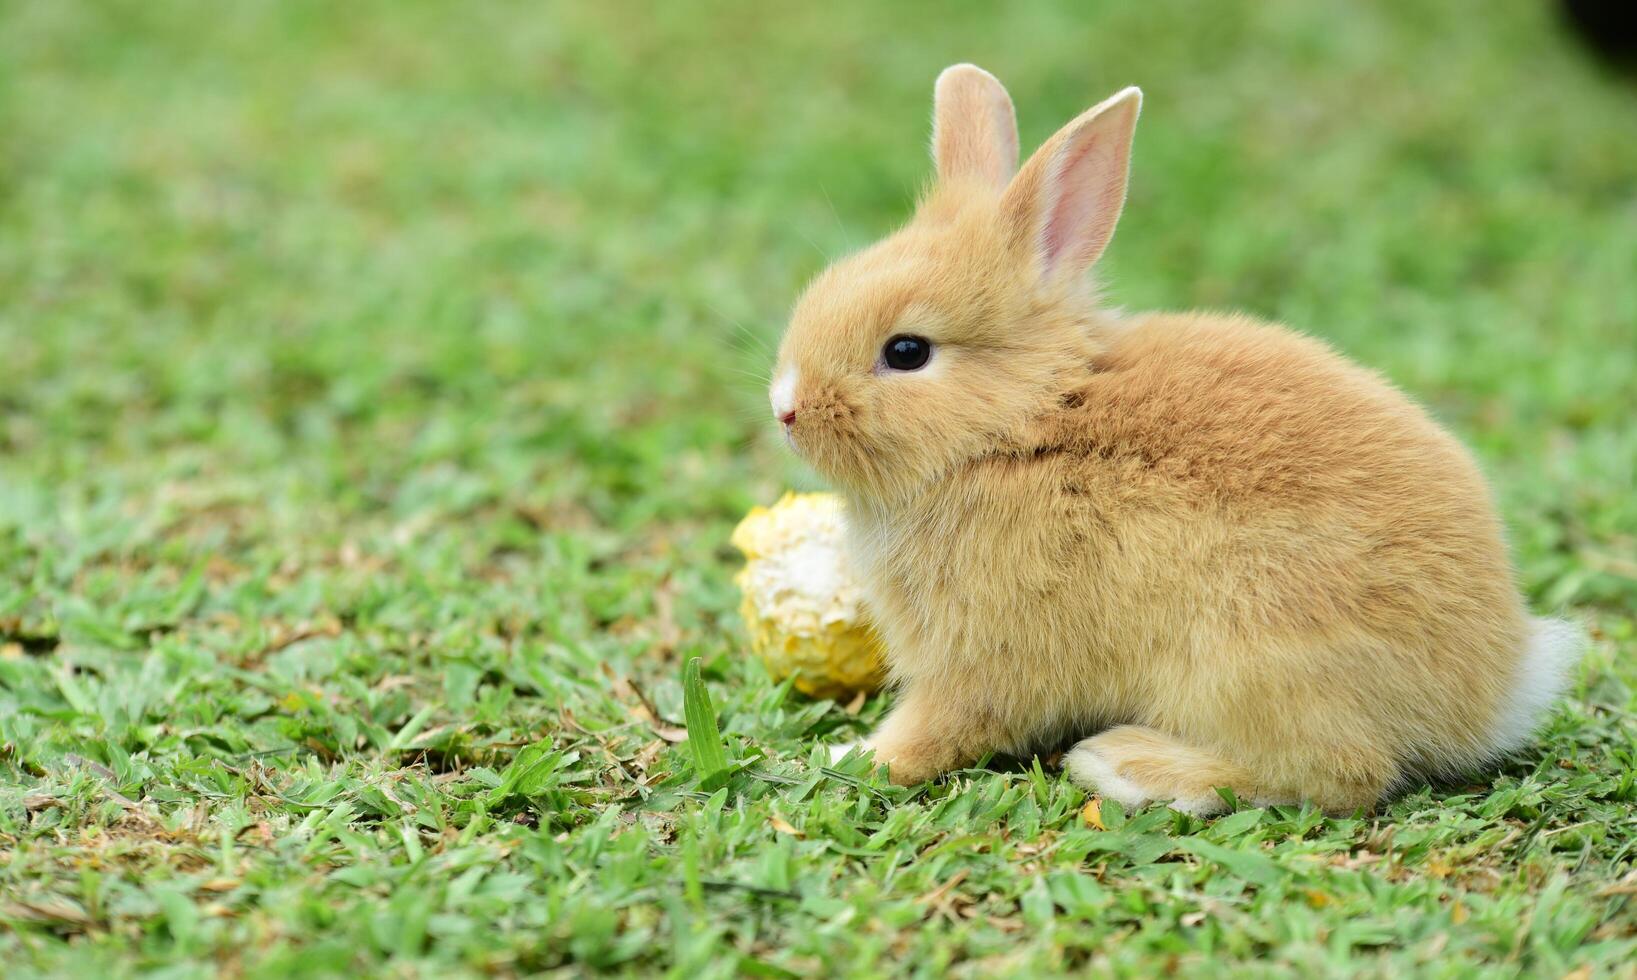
left=1488, top=617, right=1584, bottom=756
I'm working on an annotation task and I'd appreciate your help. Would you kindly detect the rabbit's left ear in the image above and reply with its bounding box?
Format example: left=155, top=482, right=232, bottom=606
left=932, top=64, right=1018, bottom=191
left=1003, top=86, right=1141, bottom=283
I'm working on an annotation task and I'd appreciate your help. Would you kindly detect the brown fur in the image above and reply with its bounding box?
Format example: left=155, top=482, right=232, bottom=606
left=770, top=66, right=1576, bottom=813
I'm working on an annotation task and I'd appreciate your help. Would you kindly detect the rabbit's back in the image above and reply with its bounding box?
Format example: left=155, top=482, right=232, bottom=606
left=1060, top=313, right=1488, bottom=510
left=1061, top=313, right=1527, bottom=653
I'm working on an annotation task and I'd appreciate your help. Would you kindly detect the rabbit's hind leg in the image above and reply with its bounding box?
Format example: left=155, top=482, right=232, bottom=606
left=1063, top=725, right=1254, bottom=816
left=1065, top=724, right=1397, bottom=815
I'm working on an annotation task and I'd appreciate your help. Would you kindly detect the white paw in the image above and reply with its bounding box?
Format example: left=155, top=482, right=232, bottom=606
left=1062, top=743, right=1151, bottom=808
left=1166, top=792, right=1232, bottom=817
left=1062, top=742, right=1229, bottom=817
left=828, top=741, right=865, bottom=764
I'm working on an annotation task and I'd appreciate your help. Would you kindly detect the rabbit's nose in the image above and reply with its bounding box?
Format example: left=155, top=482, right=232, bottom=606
left=770, top=366, right=800, bottom=424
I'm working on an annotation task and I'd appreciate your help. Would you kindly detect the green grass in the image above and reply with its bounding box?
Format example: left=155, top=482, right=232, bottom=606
left=2, top=0, right=1635, bottom=975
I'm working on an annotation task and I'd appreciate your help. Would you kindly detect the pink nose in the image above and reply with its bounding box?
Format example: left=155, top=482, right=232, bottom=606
left=778, top=410, right=797, bottom=427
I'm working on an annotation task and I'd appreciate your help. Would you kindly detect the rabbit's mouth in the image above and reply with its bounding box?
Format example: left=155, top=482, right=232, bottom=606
left=781, top=396, right=866, bottom=470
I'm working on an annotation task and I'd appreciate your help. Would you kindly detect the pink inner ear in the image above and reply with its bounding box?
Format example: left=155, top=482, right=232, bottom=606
left=1042, top=129, right=1125, bottom=275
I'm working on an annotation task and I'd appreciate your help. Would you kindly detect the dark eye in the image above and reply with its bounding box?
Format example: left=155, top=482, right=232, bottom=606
left=882, top=335, right=932, bottom=371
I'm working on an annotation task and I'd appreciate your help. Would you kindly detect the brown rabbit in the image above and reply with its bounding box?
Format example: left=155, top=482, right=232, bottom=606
left=768, top=64, right=1580, bottom=813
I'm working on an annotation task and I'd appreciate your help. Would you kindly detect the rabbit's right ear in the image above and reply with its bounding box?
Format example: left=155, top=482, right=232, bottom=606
left=1001, top=86, right=1141, bottom=286
left=932, top=64, right=1018, bottom=192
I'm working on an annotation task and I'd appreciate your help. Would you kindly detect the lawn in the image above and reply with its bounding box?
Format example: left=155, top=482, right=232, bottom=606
left=2, top=0, right=1636, bottom=975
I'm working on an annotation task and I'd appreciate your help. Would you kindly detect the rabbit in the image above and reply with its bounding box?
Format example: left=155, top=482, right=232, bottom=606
left=766, top=63, right=1582, bottom=814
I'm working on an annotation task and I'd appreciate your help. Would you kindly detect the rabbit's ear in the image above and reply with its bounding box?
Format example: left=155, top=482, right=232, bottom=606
left=1002, top=86, right=1141, bottom=282
left=932, top=64, right=1018, bottom=191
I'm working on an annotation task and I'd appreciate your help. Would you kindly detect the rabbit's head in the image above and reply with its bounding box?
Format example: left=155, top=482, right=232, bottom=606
left=772, top=65, right=1141, bottom=500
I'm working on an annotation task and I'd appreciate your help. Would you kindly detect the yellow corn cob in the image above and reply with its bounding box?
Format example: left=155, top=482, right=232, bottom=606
left=731, top=492, right=886, bottom=699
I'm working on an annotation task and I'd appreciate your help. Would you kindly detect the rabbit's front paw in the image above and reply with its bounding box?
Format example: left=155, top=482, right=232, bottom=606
left=877, top=746, right=948, bottom=786
left=825, top=739, right=940, bottom=783
left=1064, top=726, right=1245, bottom=816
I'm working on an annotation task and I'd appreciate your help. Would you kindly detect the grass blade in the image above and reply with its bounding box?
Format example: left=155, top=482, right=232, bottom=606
left=683, top=656, right=730, bottom=780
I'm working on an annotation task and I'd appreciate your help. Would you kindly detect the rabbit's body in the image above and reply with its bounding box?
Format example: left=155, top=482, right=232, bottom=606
left=771, top=65, right=1579, bottom=812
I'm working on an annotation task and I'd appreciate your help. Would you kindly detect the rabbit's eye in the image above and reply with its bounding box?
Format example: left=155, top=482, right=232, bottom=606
left=882, top=335, right=932, bottom=371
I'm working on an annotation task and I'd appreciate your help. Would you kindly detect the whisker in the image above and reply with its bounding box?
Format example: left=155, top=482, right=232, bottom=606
left=727, top=347, right=773, bottom=374
left=718, top=313, right=775, bottom=357
left=703, top=303, right=779, bottom=382
left=721, top=364, right=774, bottom=387
left=792, top=222, right=833, bottom=264
left=820, top=182, right=850, bottom=250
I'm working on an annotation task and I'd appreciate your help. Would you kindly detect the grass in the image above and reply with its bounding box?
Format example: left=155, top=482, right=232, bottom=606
left=2, top=0, right=1635, bottom=975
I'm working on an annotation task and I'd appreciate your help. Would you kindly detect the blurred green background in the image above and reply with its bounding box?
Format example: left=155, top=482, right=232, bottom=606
left=2, top=1, right=1635, bottom=975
